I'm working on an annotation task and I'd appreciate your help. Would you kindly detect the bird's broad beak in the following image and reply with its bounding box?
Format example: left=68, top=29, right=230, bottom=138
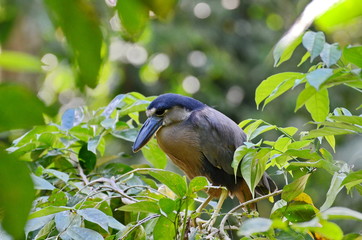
left=132, top=116, right=163, bottom=152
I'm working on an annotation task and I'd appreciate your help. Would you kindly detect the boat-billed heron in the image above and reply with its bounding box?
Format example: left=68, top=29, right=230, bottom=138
left=132, top=93, right=276, bottom=224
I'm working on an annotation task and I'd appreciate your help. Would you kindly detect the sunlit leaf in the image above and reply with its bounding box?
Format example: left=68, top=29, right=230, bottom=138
left=149, top=169, right=187, bottom=197
left=0, top=51, right=42, bottom=72
left=321, top=207, right=362, bottom=221
left=289, top=160, right=338, bottom=174
left=61, top=108, right=84, bottom=130
left=320, top=170, right=346, bottom=211
left=273, top=35, right=302, bottom=67
left=298, top=51, right=311, bottom=67
left=255, top=72, right=304, bottom=109
left=118, top=201, right=159, bottom=213
left=295, top=85, right=317, bottom=112
left=282, top=174, right=310, bottom=202
left=55, top=211, right=82, bottom=233
left=343, top=45, right=362, bottom=68
left=341, top=170, right=362, bottom=193
left=305, top=88, right=329, bottom=122
left=153, top=216, right=175, bottom=240
left=141, top=138, right=167, bottom=169
left=29, top=206, right=71, bottom=220
left=304, top=127, right=354, bottom=139
left=189, top=176, right=208, bottom=193
left=31, top=174, right=55, bottom=190
left=302, top=31, right=325, bottom=62
left=25, top=215, right=54, bottom=236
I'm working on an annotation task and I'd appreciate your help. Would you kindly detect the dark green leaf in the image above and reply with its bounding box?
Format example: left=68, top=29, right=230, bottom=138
left=117, top=0, right=149, bottom=41
left=77, top=208, right=109, bottom=232
left=0, top=84, right=45, bottom=131
left=238, top=218, right=272, bottom=236
left=153, top=216, right=175, bottom=240
left=79, top=143, right=97, bottom=174
left=44, top=0, right=102, bottom=88
left=282, top=174, right=310, bottom=202
left=117, top=201, right=159, bottom=213
left=141, top=138, right=167, bottom=169
left=302, top=31, right=325, bottom=62
left=283, top=201, right=317, bottom=223
left=306, top=68, right=333, bottom=90
left=0, top=51, right=42, bottom=72
left=320, top=43, right=342, bottom=67
left=149, top=169, right=187, bottom=197
left=343, top=46, right=362, bottom=68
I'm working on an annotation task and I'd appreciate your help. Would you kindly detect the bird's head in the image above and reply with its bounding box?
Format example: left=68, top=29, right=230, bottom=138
left=132, top=93, right=205, bottom=152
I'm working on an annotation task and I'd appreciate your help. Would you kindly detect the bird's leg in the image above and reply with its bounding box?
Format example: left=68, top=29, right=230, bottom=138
left=191, top=195, right=213, bottom=227
left=204, top=187, right=228, bottom=232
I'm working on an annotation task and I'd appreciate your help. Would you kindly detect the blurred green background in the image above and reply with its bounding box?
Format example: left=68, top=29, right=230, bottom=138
left=1, top=0, right=361, bottom=233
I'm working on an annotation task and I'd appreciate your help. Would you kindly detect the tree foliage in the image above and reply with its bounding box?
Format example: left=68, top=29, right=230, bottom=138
left=0, top=0, right=362, bottom=239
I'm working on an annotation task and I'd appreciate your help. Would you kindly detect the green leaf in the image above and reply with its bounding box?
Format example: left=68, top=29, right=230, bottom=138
left=44, top=0, right=102, bottom=88
left=149, top=169, right=187, bottom=197
left=305, top=89, right=329, bottom=122
left=25, top=215, right=54, bottom=236
left=289, top=160, right=338, bottom=174
left=297, top=51, right=311, bottom=67
left=158, top=198, right=176, bottom=215
left=255, top=72, right=304, bottom=109
left=141, top=0, right=177, bottom=19
left=343, top=46, right=362, bottom=68
left=0, top=151, right=35, bottom=239
left=295, top=85, right=317, bottom=112
left=77, top=208, right=109, bottom=232
left=0, top=51, right=42, bottom=72
left=0, top=84, right=45, bottom=131
left=238, top=218, right=272, bottom=236
left=55, top=211, right=82, bottom=233
left=330, top=115, right=362, bottom=125
left=282, top=174, right=310, bottom=202
left=308, top=220, right=343, bottom=240
left=153, top=216, right=175, bottom=240
left=117, top=201, right=160, bottom=213
left=232, top=145, right=249, bottom=178
left=306, top=68, right=334, bottom=90
left=189, top=176, right=209, bottom=193
left=273, top=35, right=302, bottom=67
left=304, top=127, right=354, bottom=139
left=302, top=31, right=325, bottom=62
left=48, top=189, right=68, bottom=206
left=66, top=226, right=104, bottom=240
left=43, top=169, right=70, bottom=183
left=277, top=201, right=317, bottom=223
left=117, top=0, right=149, bottom=41
left=79, top=143, right=97, bottom=174
left=88, top=135, right=101, bottom=155
left=341, top=170, right=362, bottom=192
left=320, top=170, right=347, bottom=211
left=320, top=43, right=342, bottom=67
left=141, top=138, right=168, bottom=169
left=29, top=206, right=71, bottom=220
left=321, top=207, right=362, bottom=221
left=112, top=128, right=139, bottom=142
left=34, top=220, right=55, bottom=239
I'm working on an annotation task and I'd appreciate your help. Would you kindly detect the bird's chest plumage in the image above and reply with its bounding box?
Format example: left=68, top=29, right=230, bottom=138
left=156, top=122, right=203, bottom=179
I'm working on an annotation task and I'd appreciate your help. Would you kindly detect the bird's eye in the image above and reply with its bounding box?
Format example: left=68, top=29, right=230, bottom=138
left=155, top=109, right=166, bottom=116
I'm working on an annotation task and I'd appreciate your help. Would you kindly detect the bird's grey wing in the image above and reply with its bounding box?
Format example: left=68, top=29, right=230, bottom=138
left=189, top=107, right=246, bottom=175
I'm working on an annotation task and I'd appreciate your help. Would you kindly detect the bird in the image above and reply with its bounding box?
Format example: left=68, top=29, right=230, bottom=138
left=132, top=93, right=276, bottom=227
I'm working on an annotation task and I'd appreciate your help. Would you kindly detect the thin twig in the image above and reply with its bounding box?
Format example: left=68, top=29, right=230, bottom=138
left=77, top=164, right=90, bottom=185
left=119, top=214, right=161, bottom=240
left=219, top=190, right=283, bottom=239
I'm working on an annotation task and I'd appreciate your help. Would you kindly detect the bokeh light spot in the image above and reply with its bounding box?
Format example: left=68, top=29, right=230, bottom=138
left=41, top=53, right=58, bottom=71
left=182, top=76, right=200, bottom=94
left=266, top=13, right=284, bottom=31
left=126, top=45, right=148, bottom=66
left=226, top=86, right=244, bottom=105
left=150, top=53, right=170, bottom=72
left=194, top=3, right=211, bottom=19
left=221, top=0, right=240, bottom=10
left=187, top=50, right=207, bottom=68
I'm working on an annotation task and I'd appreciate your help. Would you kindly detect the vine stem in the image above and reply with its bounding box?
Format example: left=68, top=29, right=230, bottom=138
left=219, top=189, right=283, bottom=239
